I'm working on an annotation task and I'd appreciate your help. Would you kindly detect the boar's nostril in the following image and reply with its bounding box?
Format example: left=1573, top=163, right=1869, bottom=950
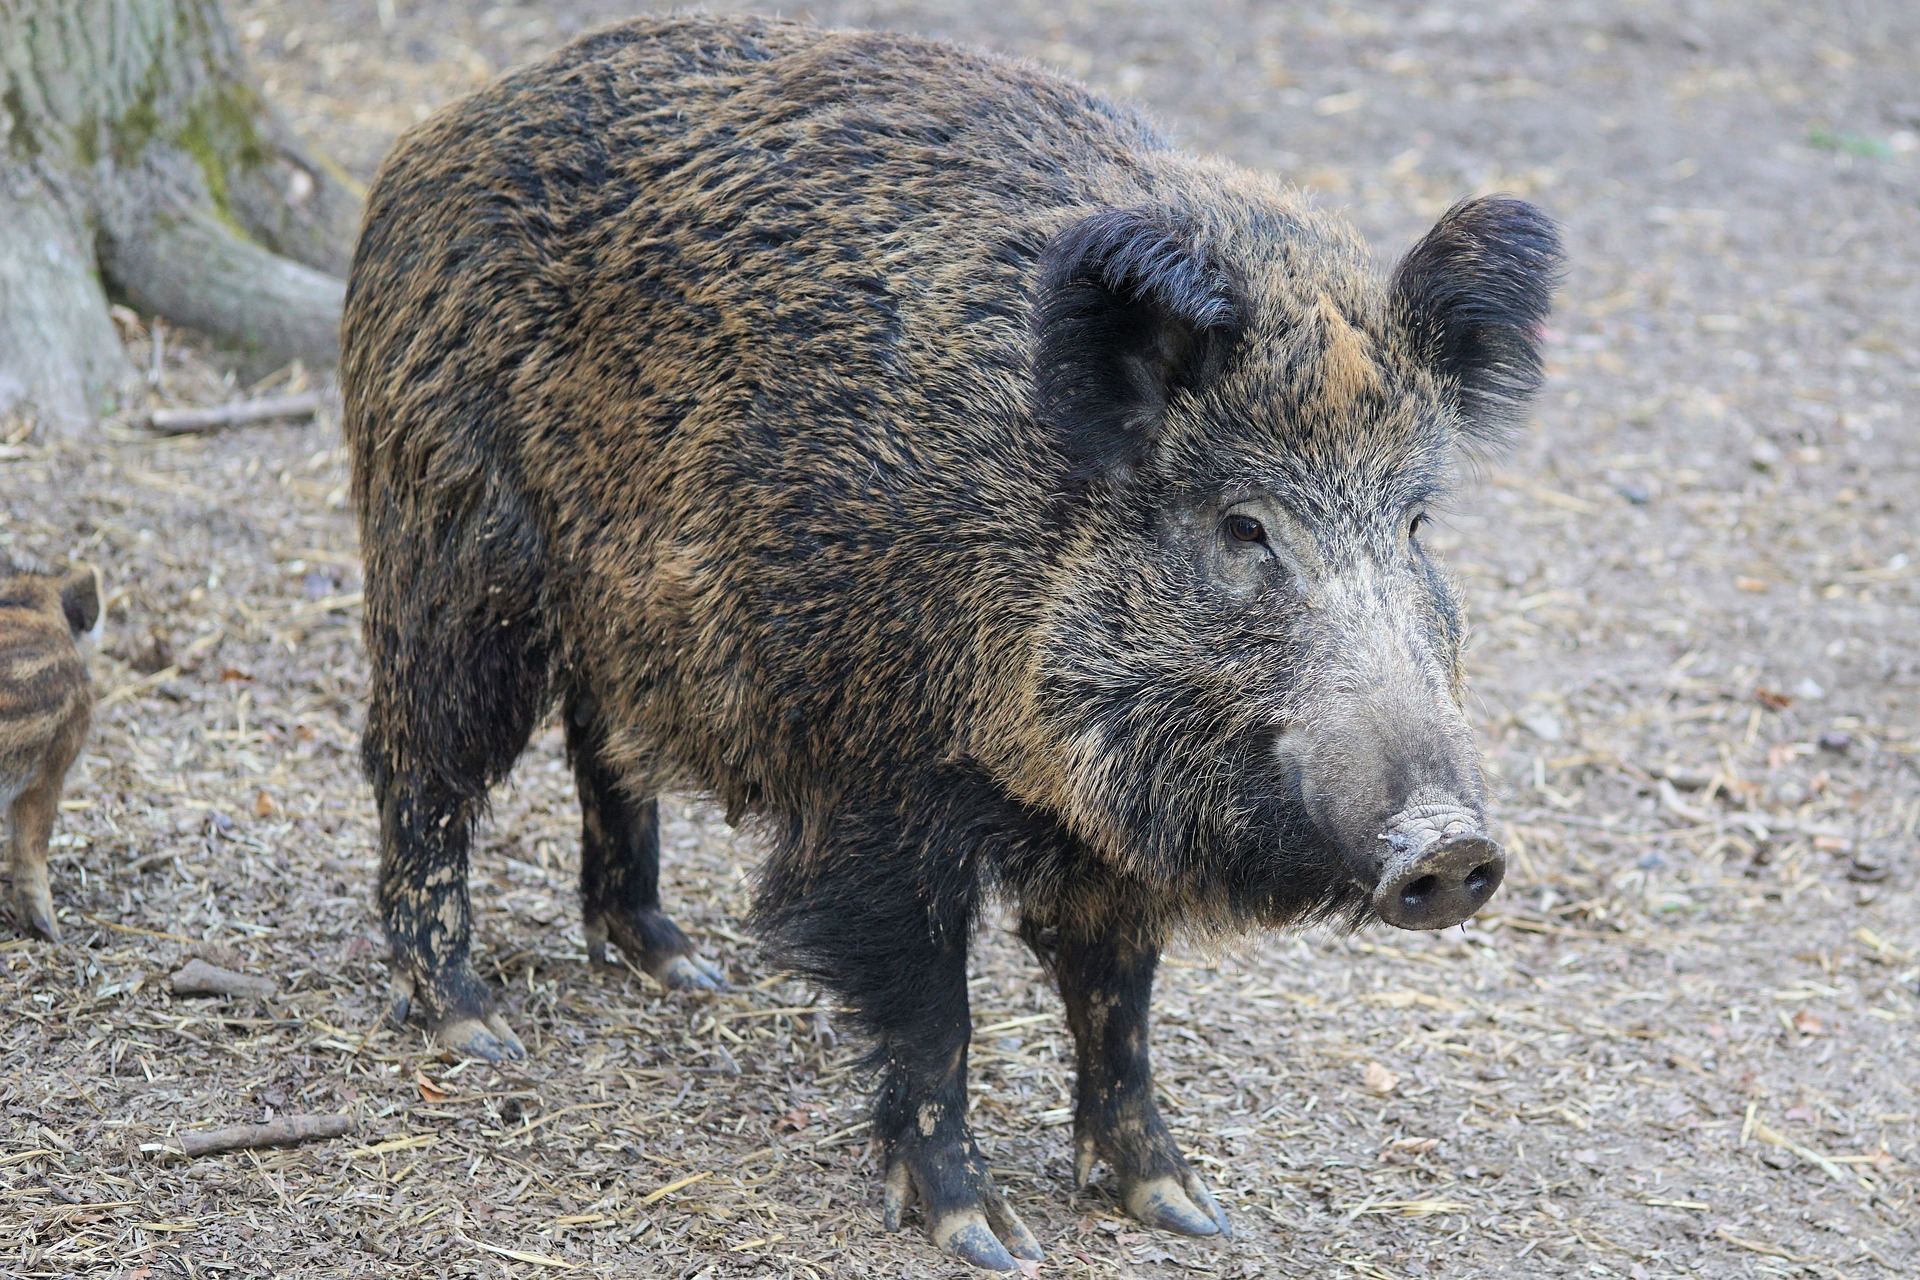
left=1400, top=875, right=1439, bottom=909
left=1372, top=834, right=1506, bottom=931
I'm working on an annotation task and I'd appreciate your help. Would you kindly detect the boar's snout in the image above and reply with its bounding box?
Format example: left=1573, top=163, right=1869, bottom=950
left=1372, top=804, right=1505, bottom=930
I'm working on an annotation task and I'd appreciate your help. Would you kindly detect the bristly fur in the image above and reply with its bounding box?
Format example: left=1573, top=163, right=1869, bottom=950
left=342, top=15, right=1559, bottom=1261
left=1, top=567, right=97, bottom=941
left=1390, top=196, right=1565, bottom=447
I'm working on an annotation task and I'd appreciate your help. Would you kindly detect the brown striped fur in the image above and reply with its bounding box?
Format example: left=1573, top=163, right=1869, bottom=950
left=0, top=568, right=99, bottom=940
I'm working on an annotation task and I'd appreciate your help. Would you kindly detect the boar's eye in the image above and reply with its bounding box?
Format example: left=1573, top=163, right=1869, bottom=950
left=1225, top=513, right=1267, bottom=544
left=1409, top=512, right=1428, bottom=540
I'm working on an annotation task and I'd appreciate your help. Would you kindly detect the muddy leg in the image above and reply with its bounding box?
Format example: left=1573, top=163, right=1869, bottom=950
left=1035, top=917, right=1230, bottom=1238
left=363, top=594, right=551, bottom=1063
left=7, top=770, right=64, bottom=941
left=374, top=782, right=526, bottom=1062
left=566, top=702, right=724, bottom=990
left=872, top=942, right=1044, bottom=1271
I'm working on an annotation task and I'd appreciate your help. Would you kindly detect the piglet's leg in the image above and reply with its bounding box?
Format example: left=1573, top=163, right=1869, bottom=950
left=1046, top=920, right=1230, bottom=1238
left=8, top=770, right=63, bottom=941
left=872, top=942, right=1044, bottom=1272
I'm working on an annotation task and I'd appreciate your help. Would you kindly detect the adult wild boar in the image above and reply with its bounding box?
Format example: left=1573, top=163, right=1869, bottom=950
left=343, top=15, right=1559, bottom=1269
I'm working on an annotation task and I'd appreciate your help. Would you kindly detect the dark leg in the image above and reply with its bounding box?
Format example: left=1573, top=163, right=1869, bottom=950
left=757, top=786, right=1042, bottom=1272
left=1029, top=916, right=1230, bottom=1238
left=566, top=701, right=724, bottom=990
left=363, top=573, right=553, bottom=1064
left=374, top=782, right=523, bottom=1060
left=872, top=941, right=1043, bottom=1271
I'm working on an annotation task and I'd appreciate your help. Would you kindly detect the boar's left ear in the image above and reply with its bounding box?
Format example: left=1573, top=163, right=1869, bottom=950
left=59, top=567, right=101, bottom=638
left=1391, top=196, right=1563, bottom=445
left=1033, top=209, right=1246, bottom=485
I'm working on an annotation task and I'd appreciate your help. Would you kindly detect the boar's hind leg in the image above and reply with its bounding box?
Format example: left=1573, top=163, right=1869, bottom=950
left=1030, top=917, right=1231, bottom=1238
left=363, top=565, right=554, bottom=1064
left=565, top=700, right=725, bottom=991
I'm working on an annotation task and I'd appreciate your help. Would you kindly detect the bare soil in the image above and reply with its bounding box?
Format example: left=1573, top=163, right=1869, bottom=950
left=3, top=2, right=1917, bottom=1277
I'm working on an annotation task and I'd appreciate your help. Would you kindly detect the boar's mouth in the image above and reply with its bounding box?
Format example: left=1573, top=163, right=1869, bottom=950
left=1370, top=803, right=1504, bottom=930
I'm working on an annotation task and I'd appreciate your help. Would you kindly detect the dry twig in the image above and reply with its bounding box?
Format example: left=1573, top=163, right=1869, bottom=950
left=156, top=1114, right=353, bottom=1159
left=170, top=958, right=277, bottom=1000
left=138, top=392, right=322, bottom=434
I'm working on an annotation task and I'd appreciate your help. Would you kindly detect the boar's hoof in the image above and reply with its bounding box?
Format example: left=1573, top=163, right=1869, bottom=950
left=585, top=912, right=729, bottom=992
left=883, top=1153, right=1044, bottom=1271
left=434, top=1013, right=528, bottom=1064
left=1121, top=1171, right=1232, bottom=1238
left=11, top=881, right=59, bottom=942
left=650, top=953, right=729, bottom=992
left=386, top=973, right=527, bottom=1063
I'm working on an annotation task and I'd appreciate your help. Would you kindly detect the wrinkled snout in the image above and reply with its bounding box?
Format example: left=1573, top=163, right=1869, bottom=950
left=1372, top=804, right=1505, bottom=930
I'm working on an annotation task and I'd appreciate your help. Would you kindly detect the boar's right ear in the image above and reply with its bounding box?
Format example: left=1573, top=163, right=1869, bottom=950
left=1033, top=209, right=1245, bottom=484
left=60, top=567, right=101, bottom=638
left=1391, top=196, right=1563, bottom=445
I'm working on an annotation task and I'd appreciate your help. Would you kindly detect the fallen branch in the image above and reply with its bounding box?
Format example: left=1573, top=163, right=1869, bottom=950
left=139, top=392, right=322, bottom=434
left=170, top=958, right=277, bottom=1000
left=158, top=1114, right=353, bottom=1159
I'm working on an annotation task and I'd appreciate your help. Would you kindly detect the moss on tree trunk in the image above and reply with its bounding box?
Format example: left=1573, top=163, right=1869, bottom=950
left=0, top=0, right=361, bottom=434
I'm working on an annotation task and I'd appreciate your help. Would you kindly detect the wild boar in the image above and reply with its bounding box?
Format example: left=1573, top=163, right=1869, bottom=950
left=342, top=15, right=1560, bottom=1269
left=1, top=566, right=99, bottom=940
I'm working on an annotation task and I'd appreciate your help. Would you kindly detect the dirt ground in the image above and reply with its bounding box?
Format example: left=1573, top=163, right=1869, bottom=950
left=3, top=1, right=1918, bottom=1276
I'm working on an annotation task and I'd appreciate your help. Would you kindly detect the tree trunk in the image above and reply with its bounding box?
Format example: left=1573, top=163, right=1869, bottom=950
left=0, top=0, right=360, bottom=435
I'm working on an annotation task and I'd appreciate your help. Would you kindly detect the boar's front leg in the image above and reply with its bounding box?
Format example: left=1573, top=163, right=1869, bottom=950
left=1033, top=917, right=1231, bottom=1238
left=870, top=939, right=1045, bottom=1271
left=8, top=763, right=71, bottom=941
left=767, top=822, right=1042, bottom=1272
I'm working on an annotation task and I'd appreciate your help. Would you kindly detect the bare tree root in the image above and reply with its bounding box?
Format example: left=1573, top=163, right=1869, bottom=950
left=103, top=201, right=347, bottom=372
left=0, top=176, right=138, bottom=430
left=0, top=0, right=362, bottom=435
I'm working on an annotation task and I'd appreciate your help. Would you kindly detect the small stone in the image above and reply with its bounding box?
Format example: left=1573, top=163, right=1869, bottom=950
left=1793, top=677, right=1826, bottom=701
left=1520, top=710, right=1563, bottom=742
left=1616, top=482, right=1651, bottom=505
left=1749, top=439, right=1783, bottom=470
left=1636, top=852, right=1664, bottom=870
left=1817, top=731, right=1853, bottom=753
left=171, top=958, right=277, bottom=1000
left=1846, top=854, right=1890, bottom=884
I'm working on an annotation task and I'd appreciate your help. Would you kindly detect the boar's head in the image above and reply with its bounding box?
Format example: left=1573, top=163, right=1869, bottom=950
left=1006, top=193, right=1561, bottom=933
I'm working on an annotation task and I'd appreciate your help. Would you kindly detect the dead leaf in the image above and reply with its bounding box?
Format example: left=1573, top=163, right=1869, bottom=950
left=1754, top=687, right=1793, bottom=710
left=1734, top=576, right=1770, bottom=593
left=415, top=1070, right=448, bottom=1103
left=253, top=790, right=274, bottom=818
left=1363, top=1061, right=1400, bottom=1095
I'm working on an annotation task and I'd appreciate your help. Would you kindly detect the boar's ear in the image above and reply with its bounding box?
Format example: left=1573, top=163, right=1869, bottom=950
left=1034, top=209, right=1245, bottom=484
left=59, top=567, right=101, bottom=638
left=1391, top=196, right=1563, bottom=445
